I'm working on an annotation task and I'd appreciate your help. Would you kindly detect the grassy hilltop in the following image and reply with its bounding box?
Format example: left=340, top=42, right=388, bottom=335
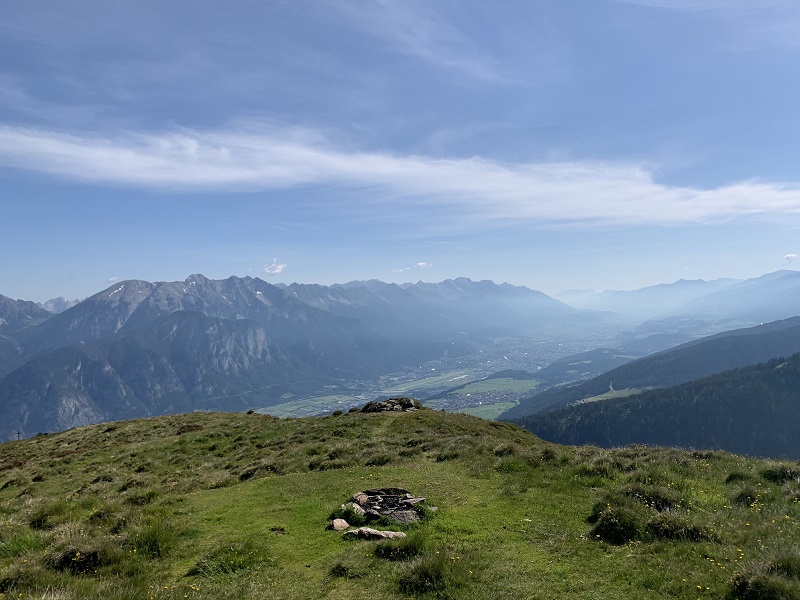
left=1, top=408, right=799, bottom=599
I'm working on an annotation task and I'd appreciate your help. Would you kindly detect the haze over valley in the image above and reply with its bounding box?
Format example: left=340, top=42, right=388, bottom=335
left=4, top=268, right=800, bottom=459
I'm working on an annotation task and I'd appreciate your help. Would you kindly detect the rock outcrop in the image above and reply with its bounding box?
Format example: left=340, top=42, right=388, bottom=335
left=342, top=527, right=407, bottom=541
left=360, top=397, right=424, bottom=413
left=328, top=487, right=435, bottom=535
left=350, top=488, right=427, bottom=523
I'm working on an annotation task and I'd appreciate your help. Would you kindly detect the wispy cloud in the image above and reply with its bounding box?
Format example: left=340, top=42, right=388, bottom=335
left=1, top=123, right=800, bottom=227
left=393, top=262, right=432, bottom=273
left=326, top=0, right=501, bottom=81
left=784, top=253, right=799, bottom=265
left=264, top=259, right=286, bottom=276
left=616, top=0, right=789, bottom=12
left=617, top=0, right=800, bottom=48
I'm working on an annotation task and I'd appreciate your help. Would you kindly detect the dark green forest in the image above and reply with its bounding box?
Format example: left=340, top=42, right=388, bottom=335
left=514, top=352, right=800, bottom=458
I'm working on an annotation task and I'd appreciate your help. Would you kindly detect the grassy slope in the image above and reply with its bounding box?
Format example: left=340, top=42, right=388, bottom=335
left=0, top=410, right=798, bottom=599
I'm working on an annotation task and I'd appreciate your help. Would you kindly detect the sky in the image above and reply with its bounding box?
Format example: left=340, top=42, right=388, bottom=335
left=2, top=0, right=800, bottom=301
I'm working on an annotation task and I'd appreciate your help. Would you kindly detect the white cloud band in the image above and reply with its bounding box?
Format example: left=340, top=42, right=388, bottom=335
left=1, top=124, right=799, bottom=227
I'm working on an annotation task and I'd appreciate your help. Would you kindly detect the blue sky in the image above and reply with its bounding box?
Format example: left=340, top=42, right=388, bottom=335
left=2, top=0, right=800, bottom=301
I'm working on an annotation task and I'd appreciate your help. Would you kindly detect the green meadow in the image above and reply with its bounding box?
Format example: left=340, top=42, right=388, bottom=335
left=0, top=409, right=798, bottom=599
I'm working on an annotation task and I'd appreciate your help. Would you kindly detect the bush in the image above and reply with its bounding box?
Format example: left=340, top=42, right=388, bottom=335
left=435, top=450, right=459, bottom=462
left=125, top=489, right=160, bottom=506
left=493, top=444, right=516, bottom=457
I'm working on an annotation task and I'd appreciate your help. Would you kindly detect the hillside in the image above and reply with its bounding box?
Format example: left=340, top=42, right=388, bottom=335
left=517, top=352, right=800, bottom=458
left=0, top=275, right=609, bottom=442
left=0, top=311, right=325, bottom=441
left=502, top=316, right=800, bottom=419
left=1, top=409, right=799, bottom=599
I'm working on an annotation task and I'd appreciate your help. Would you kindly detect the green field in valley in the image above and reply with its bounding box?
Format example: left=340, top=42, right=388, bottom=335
left=380, top=371, right=473, bottom=394
left=447, top=377, right=539, bottom=395
left=459, top=402, right=518, bottom=420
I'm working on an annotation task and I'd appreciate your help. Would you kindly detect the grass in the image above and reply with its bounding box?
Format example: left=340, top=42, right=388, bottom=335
left=380, top=371, right=473, bottom=393
left=459, top=402, right=518, bottom=420
left=258, top=395, right=360, bottom=418
left=577, top=387, right=645, bottom=403
left=446, top=378, right=539, bottom=395
left=0, top=410, right=799, bottom=598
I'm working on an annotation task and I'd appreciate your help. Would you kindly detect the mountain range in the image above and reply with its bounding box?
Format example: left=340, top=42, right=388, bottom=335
left=5, top=269, right=800, bottom=447
left=0, top=274, right=598, bottom=440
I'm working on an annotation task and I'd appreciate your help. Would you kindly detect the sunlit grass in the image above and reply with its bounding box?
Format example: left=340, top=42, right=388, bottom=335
left=0, top=410, right=798, bottom=598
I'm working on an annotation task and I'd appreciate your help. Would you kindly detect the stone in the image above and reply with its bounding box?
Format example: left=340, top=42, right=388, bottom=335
left=342, top=527, right=407, bottom=541
left=387, top=510, right=420, bottom=524
left=342, top=502, right=366, bottom=516
left=352, top=492, right=370, bottom=505
left=329, top=518, right=350, bottom=531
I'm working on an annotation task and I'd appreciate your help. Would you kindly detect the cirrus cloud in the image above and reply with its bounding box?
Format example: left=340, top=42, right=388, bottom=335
left=1, top=123, right=800, bottom=228
left=393, top=261, right=432, bottom=273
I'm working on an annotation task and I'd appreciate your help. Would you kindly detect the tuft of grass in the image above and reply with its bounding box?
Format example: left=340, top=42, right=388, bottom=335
left=760, top=464, right=800, bottom=485
left=0, top=527, right=48, bottom=558
left=621, top=482, right=682, bottom=511
left=124, top=489, right=160, bottom=506
left=126, top=518, right=180, bottom=559
left=726, top=470, right=755, bottom=484
left=43, top=539, right=125, bottom=575
left=732, top=551, right=800, bottom=600
left=328, top=562, right=363, bottom=579
left=186, top=541, right=261, bottom=578
left=28, top=502, right=71, bottom=531
left=3, top=409, right=800, bottom=599
left=588, top=501, right=647, bottom=545
left=646, top=511, right=715, bottom=542
left=397, top=548, right=471, bottom=598
left=374, top=531, right=427, bottom=561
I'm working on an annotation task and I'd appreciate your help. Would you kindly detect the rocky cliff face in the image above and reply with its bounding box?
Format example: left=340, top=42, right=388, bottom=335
left=0, top=311, right=321, bottom=440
